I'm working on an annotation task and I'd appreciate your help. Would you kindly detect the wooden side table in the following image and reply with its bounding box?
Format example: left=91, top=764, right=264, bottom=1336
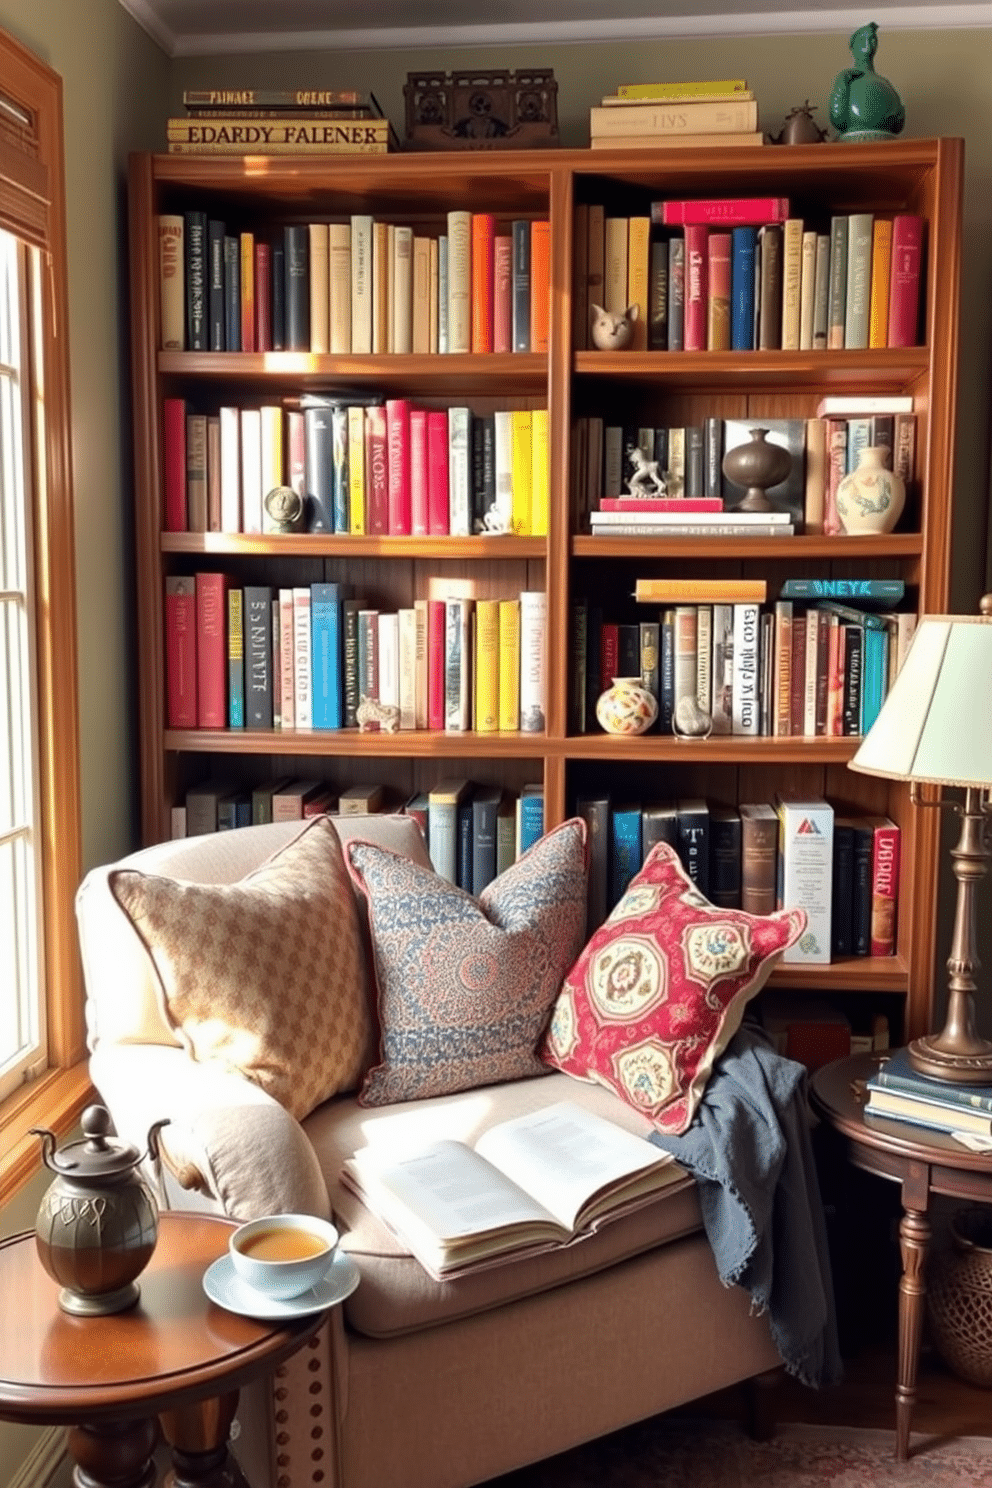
left=0, top=1211, right=329, bottom=1487
left=810, top=1052, right=992, bottom=1462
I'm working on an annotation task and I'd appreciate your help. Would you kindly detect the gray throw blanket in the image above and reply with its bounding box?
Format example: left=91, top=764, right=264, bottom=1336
left=648, top=1022, right=844, bottom=1389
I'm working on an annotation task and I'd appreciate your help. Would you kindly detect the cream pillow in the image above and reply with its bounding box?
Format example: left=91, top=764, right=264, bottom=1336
left=109, top=816, right=370, bottom=1120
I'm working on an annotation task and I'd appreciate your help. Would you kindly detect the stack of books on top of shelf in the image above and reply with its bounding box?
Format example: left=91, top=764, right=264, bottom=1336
left=589, top=78, right=763, bottom=152
left=865, top=1048, right=992, bottom=1144
left=168, top=87, right=399, bottom=155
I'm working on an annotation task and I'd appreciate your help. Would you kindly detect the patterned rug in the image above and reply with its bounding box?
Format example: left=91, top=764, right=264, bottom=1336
left=487, top=1419, right=992, bottom=1486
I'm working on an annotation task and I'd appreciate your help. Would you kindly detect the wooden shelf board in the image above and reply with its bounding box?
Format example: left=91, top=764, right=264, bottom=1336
left=573, top=347, right=928, bottom=391
left=164, top=728, right=551, bottom=758
left=573, top=534, right=924, bottom=561
left=158, top=350, right=548, bottom=395
left=163, top=533, right=546, bottom=559
left=768, top=957, right=910, bottom=993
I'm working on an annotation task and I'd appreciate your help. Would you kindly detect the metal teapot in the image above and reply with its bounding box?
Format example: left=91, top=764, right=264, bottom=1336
left=31, top=1105, right=169, bottom=1316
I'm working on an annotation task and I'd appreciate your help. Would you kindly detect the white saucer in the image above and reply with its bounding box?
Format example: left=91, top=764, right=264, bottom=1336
left=203, top=1249, right=360, bottom=1320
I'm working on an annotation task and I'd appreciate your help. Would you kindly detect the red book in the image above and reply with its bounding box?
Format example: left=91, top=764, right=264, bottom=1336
left=195, top=571, right=228, bottom=729
left=409, top=406, right=429, bottom=536
left=364, top=404, right=389, bottom=537
left=654, top=197, right=790, bottom=227
left=239, top=232, right=255, bottom=353
left=600, top=621, right=619, bottom=690
left=254, top=241, right=272, bottom=351
left=165, top=576, right=197, bottom=728
left=426, top=409, right=450, bottom=536
left=162, top=396, right=187, bottom=532
left=493, top=235, right=513, bottom=354
left=530, top=219, right=551, bottom=354
left=869, top=816, right=901, bottom=956
left=682, top=224, right=708, bottom=351
left=386, top=397, right=412, bottom=534
left=427, top=598, right=446, bottom=730
left=887, top=213, right=923, bottom=348
left=471, top=214, right=495, bottom=354
left=286, top=409, right=306, bottom=505
left=599, top=496, right=722, bottom=512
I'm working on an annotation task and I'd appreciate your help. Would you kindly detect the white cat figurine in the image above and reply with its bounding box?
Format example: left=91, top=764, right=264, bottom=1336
left=590, top=301, right=638, bottom=351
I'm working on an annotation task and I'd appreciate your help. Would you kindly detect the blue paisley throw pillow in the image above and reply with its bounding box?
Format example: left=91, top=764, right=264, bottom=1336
left=346, top=819, right=588, bottom=1105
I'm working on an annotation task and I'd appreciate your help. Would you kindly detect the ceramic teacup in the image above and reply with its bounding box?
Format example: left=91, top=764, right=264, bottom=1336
left=230, top=1213, right=339, bottom=1299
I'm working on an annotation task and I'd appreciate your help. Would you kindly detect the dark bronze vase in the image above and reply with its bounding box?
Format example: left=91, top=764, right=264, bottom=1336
left=721, top=427, right=793, bottom=513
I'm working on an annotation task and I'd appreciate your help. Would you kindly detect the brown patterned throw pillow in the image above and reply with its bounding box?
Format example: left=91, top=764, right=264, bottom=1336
left=109, top=817, right=370, bottom=1120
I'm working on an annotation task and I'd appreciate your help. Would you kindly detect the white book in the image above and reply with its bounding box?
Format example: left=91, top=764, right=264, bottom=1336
left=437, top=234, right=449, bottom=354
left=776, top=797, right=833, bottom=964
left=259, top=405, right=284, bottom=532
left=372, top=219, right=389, bottom=354
left=219, top=405, right=241, bottom=532
left=695, top=604, right=712, bottom=713
left=239, top=407, right=262, bottom=534
left=308, top=222, right=329, bottom=353
left=493, top=409, right=514, bottom=529
left=710, top=603, right=734, bottom=735
left=448, top=406, right=472, bottom=536
left=429, top=238, right=439, bottom=354
left=444, top=597, right=472, bottom=732
left=519, top=590, right=547, bottom=734
left=293, top=587, right=312, bottom=730
left=328, top=221, right=352, bottom=355
left=731, top=602, right=760, bottom=736
left=590, top=508, right=792, bottom=526
left=446, top=210, right=472, bottom=354
left=350, top=213, right=373, bottom=354
left=377, top=611, right=399, bottom=712
left=387, top=223, right=396, bottom=353
left=340, top=1100, right=682, bottom=1281
left=673, top=605, right=698, bottom=723
left=589, top=521, right=793, bottom=538
left=278, top=588, right=295, bottom=731
left=815, top=394, right=914, bottom=417
left=398, top=607, right=418, bottom=730
left=414, top=599, right=430, bottom=729
left=392, top=224, right=414, bottom=354
left=170, top=804, right=187, bottom=839
left=426, top=777, right=471, bottom=882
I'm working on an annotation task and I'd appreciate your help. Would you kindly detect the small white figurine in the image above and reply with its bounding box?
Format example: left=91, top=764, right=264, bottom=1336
left=625, top=445, right=667, bottom=497
left=590, top=302, right=638, bottom=351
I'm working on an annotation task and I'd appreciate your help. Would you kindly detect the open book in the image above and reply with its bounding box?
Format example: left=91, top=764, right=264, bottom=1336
left=339, top=1100, right=688, bottom=1280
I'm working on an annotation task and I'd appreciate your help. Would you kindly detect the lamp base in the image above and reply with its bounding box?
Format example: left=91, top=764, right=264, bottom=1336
left=908, top=1035, right=992, bottom=1085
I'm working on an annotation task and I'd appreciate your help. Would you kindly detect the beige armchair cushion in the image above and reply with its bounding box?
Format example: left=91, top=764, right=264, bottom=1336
left=108, top=816, right=369, bottom=1120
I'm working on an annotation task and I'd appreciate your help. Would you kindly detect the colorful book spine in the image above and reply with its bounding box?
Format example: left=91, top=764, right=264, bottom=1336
left=386, top=397, right=412, bottom=535
left=474, top=598, right=500, bottom=734
left=887, top=213, right=923, bottom=348
left=471, top=212, right=495, bottom=353
left=706, top=231, right=731, bottom=351
left=311, top=582, right=344, bottom=729
left=498, top=598, right=521, bottom=732
left=730, top=226, right=756, bottom=351
left=195, top=572, right=228, bottom=729
left=162, top=397, right=187, bottom=532
left=868, top=216, right=893, bottom=348
left=493, top=233, right=513, bottom=354
left=164, top=577, right=197, bottom=728
left=512, top=218, right=531, bottom=353
left=519, top=590, right=547, bottom=733
left=869, top=816, right=901, bottom=957
left=227, top=586, right=244, bottom=728
left=243, top=585, right=273, bottom=729
left=682, top=224, right=708, bottom=352
left=653, top=195, right=789, bottom=226
left=426, top=409, right=450, bottom=535
left=446, top=209, right=472, bottom=355
left=158, top=213, right=185, bottom=350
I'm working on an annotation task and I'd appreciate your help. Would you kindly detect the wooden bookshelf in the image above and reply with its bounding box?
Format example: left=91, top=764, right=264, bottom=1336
left=127, top=138, right=963, bottom=1046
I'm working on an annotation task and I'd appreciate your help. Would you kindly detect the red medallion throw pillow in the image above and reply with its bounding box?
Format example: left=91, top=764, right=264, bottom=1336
left=541, top=842, right=806, bottom=1134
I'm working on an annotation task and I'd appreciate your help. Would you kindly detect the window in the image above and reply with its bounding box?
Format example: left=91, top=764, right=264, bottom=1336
left=0, top=29, right=87, bottom=1198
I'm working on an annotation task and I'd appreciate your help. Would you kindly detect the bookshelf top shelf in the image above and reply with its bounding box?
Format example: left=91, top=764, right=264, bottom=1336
left=573, top=348, right=929, bottom=392
left=158, top=350, right=548, bottom=395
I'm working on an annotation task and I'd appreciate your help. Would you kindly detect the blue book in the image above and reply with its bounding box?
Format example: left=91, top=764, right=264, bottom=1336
left=311, top=582, right=346, bottom=729
left=227, top=586, right=244, bottom=729
left=730, top=226, right=757, bottom=350
left=869, top=1045, right=992, bottom=1114
left=517, top=784, right=544, bottom=857
left=271, top=242, right=286, bottom=350
left=208, top=219, right=226, bottom=351
left=779, top=578, right=904, bottom=605
left=861, top=624, right=889, bottom=734
left=223, top=234, right=240, bottom=351
left=471, top=786, right=502, bottom=896
left=610, top=803, right=642, bottom=909
left=457, top=802, right=474, bottom=892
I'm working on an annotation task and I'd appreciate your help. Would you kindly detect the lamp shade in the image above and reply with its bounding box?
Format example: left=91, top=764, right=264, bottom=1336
left=849, top=613, right=992, bottom=787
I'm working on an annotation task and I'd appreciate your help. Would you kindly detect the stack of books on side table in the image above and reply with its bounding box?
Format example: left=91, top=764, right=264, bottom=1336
left=865, top=1047, right=992, bottom=1146
left=589, top=78, right=763, bottom=151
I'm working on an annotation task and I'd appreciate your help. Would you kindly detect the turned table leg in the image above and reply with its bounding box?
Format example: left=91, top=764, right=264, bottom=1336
left=66, top=1418, right=159, bottom=1488
left=895, top=1163, right=932, bottom=1462
left=159, top=1391, right=249, bottom=1488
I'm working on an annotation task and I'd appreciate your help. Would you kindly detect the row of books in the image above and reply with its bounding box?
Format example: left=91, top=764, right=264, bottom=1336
left=173, top=774, right=545, bottom=898
left=164, top=397, right=549, bottom=538
left=579, top=794, right=901, bottom=963
left=159, top=211, right=551, bottom=357
left=573, top=406, right=916, bottom=537
left=165, top=576, right=548, bottom=736
left=573, top=597, right=916, bottom=740
left=865, top=1046, right=992, bottom=1141
left=574, top=201, right=923, bottom=353
left=589, top=79, right=762, bottom=152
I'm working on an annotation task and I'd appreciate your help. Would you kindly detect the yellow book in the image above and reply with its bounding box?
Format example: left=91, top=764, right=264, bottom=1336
left=626, top=216, right=651, bottom=349
left=474, top=599, right=500, bottom=734
left=510, top=410, right=533, bottom=536
left=372, top=219, right=390, bottom=354
left=634, top=577, right=768, bottom=604
left=603, top=217, right=628, bottom=314
left=259, top=405, right=284, bottom=533
left=530, top=409, right=549, bottom=538
left=328, top=221, right=352, bottom=355
left=498, top=599, right=521, bottom=732
left=868, top=217, right=893, bottom=348
left=614, top=80, right=750, bottom=100
left=781, top=217, right=804, bottom=351
left=347, top=404, right=366, bottom=534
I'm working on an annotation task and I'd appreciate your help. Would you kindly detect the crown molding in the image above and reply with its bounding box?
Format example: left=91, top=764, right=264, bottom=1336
left=118, top=2, right=992, bottom=57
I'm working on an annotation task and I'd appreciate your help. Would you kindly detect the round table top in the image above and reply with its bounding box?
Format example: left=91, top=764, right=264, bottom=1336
left=811, top=1052, right=992, bottom=1178
left=0, top=1211, right=326, bottom=1424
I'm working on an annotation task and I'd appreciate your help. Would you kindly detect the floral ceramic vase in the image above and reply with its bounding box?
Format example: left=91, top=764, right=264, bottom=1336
left=596, top=677, right=658, bottom=736
left=834, top=445, right=906, bottom=535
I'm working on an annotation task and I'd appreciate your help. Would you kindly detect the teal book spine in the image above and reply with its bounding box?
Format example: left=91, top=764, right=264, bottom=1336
left=861, top=624, right=889, bottom=734
left=610, top=803, right=642, bottom=909
left=311, top=582, right=344, bottom=729
left=517, top=787, right=544, bottom=855
left=227, top=586, right=244, bottom=729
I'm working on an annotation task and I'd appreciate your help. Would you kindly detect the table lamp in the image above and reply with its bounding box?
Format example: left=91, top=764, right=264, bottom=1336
left=848, top=596, right=992, bottom=1084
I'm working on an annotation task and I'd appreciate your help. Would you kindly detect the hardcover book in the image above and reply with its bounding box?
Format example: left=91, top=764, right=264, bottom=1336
left=776, top=797, right=833, bottom=965
left=165, top=577, right=197, bottom=728
left=739, top=803, right=778, bottom=916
